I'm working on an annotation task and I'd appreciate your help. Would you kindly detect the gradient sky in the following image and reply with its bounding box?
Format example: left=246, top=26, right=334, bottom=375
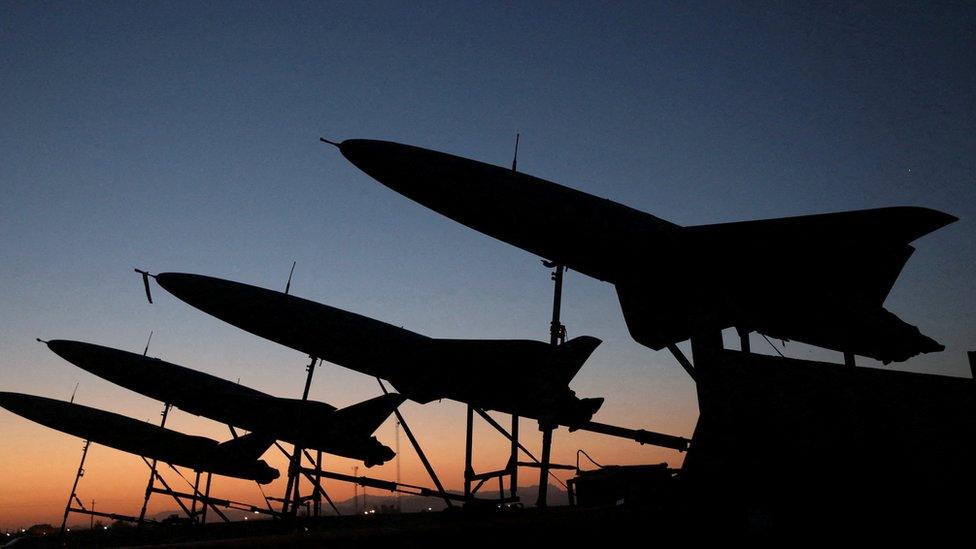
left=1, top=1, right=974, bottom=530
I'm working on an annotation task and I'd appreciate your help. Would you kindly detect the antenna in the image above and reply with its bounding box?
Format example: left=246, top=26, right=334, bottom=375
left=142, top=331, right=154, bottom=357
left=511, top=133, right=520, bottom=172
left=285, top=261, right=297, bottom=295
left=69, top=382, right=79, bottom=404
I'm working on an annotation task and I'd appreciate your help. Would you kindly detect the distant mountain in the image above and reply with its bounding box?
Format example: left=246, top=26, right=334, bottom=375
left=333, top=484, right=568, bottom=515
left=150, top=484, right=568, bottom=521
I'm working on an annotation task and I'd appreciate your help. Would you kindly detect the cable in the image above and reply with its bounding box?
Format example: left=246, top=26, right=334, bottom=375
left=576, top=449, right=603, bottom=471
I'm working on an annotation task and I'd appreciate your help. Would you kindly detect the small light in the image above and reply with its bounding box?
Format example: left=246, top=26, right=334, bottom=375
left=253, top=511, right=259, bottom=514
left=103, top=526, right=108, bottom=530
left=244, top=517, right=248, bottom=521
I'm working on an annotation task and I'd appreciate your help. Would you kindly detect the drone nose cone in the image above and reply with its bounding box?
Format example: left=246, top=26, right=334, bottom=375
left=45, top=339, right=76, bottom=360
left=336, top=139, right=397, bottom=174
left=155, top=272, right=232, bottom=311
left=45, top=340, right=122, bottom=377
left=335, top=139, right=441, bottom=195
left=154, top=272, right=200, bottom=299
left=155, top=272, right=265, bottom=328
left=47, top=340, right=101, bottom=371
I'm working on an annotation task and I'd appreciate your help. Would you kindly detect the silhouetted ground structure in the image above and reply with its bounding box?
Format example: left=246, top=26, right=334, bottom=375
left=568, top=463, right=675, bottom=507
left=6, top=506, right=699, bottom=548
left=683, top=348, right=975, bottom=535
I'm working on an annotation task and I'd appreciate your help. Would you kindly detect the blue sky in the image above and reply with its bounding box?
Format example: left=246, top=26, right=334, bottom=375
left=0, top=1, right=973, bottom=527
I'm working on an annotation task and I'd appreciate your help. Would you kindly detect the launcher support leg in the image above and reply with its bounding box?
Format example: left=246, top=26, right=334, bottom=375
left=291, top=453, right=303, bottom=517
left=60, top=440, right=90, bottom=535
left=200, top=473, right=212, bottom=524
left=510, top=414, right=519, bottom=499
left=535, top=424, right=554, bottom=508
left=464, top=404, right=474, bottom=501
left=283, top=356, right=318, bottom=516
left=190, top=471, right=201, bottom=522
left=140, top=457, right=193, bottom=518
left=737, top=327, right=751, bottom=353
left=314, top=451, right=323, bottom=517
left=548, top=263, right=565, bottom=346
left=666, top=344, right=697, bottom=381
left=138, top=403, right=171, bottom=524
left=299, top=448, right=341, bottom=516
left=536, top=261, right=564, bottom=508
left=281, top=452, right=297, bottom=515
left=377, top=378, right=455, bottom=508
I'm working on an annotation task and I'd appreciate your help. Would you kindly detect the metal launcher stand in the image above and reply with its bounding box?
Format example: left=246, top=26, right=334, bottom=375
left=138, top=402, right=172, bottom=523
left=462, top=404, right=524, bottom=506
left=133, top=402, right=283, bottom=525
left=245, top=266, right=462, bottom=516
left=279, top=375, right=463, bottom=512
left=537, top=261, right=566, bottom=507
left=456, top=262, right=570, bottom=509
left=275, top=355, right=342, bottom=518
left=58, top=400, right=279, bottom=533
left=272, top=356, right=450, bottom=518
left=457, top=261, right=695, bottom=508
left=458, top=141, right=689, bottom=508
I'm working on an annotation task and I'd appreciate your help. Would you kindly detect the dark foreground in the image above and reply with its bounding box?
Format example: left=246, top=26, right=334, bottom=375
left=6, top=506, right=691, bottom=548
left=6, top=500, right=966, bottom=548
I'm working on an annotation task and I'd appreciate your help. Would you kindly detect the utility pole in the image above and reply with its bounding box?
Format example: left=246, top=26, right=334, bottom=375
left=353, top=466, right=359, bottom=514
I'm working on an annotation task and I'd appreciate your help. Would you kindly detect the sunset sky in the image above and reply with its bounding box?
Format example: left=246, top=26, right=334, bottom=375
left=1, top=1, right=973, bottom=530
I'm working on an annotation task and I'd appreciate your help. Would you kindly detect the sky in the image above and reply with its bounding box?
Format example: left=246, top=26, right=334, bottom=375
left=1, top=0, right=974, bottom=530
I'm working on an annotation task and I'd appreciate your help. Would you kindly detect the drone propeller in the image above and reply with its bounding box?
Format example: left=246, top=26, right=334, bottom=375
left=134, top=268, right=155, bottom=304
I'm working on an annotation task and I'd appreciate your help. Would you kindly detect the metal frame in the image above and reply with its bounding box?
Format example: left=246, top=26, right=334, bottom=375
left=58, top=397, right=285, bottom=533
left=462, top=404, right=522, bottom=505
left=278, top=355, right=319, bottom=516
left=138, top=402, right=172, bottom=522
